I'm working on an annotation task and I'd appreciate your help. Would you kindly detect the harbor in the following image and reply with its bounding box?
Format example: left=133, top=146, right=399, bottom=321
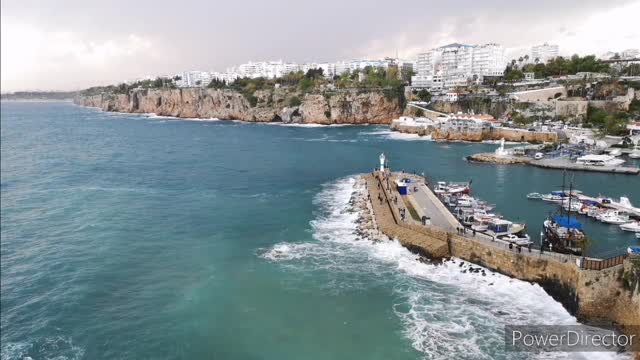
left=467, top=138, right=640, bottom=175
left=360, top=153, right=639, bottom=339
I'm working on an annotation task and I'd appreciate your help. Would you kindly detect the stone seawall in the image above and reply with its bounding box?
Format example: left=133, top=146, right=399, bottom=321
left=74, top=88, right=403, bottom=124
left=389, top=122, right=558, bottom=143
left=363, top=173, right=639, bottom=345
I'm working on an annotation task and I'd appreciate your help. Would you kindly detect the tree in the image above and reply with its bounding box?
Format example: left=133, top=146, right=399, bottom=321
left=416, top=89, right=431, bottom=102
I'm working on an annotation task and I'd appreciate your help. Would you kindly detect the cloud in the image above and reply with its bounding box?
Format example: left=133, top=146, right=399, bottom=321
left=550, top=1, right=640, bottom=55
left=354, top=1, right=639, bottom=60
left=1, top=0, right=638, bottom=91
left=1, top=19, right=158, bottom=91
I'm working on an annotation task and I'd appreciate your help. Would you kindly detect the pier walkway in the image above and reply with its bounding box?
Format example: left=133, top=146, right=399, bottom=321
left=367, top=170, right=621, bottom=267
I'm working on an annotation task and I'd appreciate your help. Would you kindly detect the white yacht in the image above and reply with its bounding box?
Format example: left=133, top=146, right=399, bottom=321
left=629, top=148, right=640, bottom=159
left=597, top=211, right=630, bottom=225
left=620, top=221, right=640, bottom=232
left=608, top=148, right=622, bottom=156
left=575, top=154, right=625, bottom=167
left=499, top=233, right=533, bottom=246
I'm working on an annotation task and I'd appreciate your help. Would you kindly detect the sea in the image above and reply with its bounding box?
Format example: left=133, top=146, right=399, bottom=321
left=1, top=101, right=638, bottom=359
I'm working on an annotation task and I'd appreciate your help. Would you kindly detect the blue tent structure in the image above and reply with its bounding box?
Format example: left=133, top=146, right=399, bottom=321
left=553, top=216, right=583, bottom=230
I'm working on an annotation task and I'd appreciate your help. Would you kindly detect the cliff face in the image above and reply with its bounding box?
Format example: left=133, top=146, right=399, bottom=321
left=74, top=88, right=403, bottom=124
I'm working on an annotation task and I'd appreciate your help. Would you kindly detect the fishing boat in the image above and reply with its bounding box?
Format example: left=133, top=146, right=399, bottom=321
left=620, top=221, right=640, bottom=232
left=562, top=200, right=583, bottom=213
left=527, top=192, right=543, bottom=199
left=499, top=233, right=533, bottom=246
left=542, top=191, right=566, bottom=203
left=542, top=216, right=586, bottom=255
left=540, top=172, right=586, bottom=255
left=486, top=218, right=526, bottom=237
left=628, top=245, right=640, bottom=255
left=597, top=211, right=630, bottom=225
left=434, top=181, right=470, bottom=195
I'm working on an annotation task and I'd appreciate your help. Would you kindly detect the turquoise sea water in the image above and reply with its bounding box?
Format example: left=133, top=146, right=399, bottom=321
left=1, top=102, right=638, bottom=359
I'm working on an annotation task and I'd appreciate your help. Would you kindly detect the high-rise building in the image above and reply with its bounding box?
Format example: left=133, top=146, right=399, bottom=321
left=531, top=43, right=559, bottom=63
left=411, top=43, right=506, bottom=90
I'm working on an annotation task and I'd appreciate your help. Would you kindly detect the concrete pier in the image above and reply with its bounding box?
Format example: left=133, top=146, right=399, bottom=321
left=362, top=170, right=639, bottom=338
left=467, top=153, right=640, bottom=175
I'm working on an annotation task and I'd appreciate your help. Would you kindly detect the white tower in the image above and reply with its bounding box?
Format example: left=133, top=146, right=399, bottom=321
left=379, top=153, right=386, bottom=172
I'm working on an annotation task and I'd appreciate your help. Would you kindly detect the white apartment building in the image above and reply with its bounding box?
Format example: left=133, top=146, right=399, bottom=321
left=177, top=71, right=214, bottom=87
left=412, top=43, right=506, bottom=90
left=228, top=60, right=304, bottom=79
left=531, top=43, right=559, bottom=63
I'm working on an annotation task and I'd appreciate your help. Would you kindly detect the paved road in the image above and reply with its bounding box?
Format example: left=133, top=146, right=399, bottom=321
left=409, top=183, right=459, bottom=231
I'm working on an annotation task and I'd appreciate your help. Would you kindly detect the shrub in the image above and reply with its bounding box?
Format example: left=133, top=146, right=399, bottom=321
left=289, top=96, right=302, bottom=107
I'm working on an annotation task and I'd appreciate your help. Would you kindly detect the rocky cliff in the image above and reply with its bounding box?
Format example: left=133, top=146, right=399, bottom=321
left=74, top=88, right=403, bottom=124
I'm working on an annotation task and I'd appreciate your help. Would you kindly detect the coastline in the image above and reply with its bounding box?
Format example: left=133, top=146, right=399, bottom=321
left=73, top=87, right=403, bottom=125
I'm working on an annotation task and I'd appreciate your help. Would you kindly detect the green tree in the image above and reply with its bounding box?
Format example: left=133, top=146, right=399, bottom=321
left=416, top=89, right=431, bottom=102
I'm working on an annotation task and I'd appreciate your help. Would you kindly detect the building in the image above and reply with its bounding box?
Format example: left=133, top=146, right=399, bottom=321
left=177, top=71, right=215, bottom=87
left=411, top=43, right=506, bottom=91
left=442, top=114, right=493, bottom=131
left=531, top=43, right=559, bottom=63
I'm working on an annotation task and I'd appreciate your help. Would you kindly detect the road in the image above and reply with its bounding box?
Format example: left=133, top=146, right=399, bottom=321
left=409, top=183, right=460, bottom=231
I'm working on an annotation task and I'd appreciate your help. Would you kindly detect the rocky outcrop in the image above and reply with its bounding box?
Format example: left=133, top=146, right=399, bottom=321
left=467, top=153, right=531, bottom=164
left=74, top=88, right=403, bottom=124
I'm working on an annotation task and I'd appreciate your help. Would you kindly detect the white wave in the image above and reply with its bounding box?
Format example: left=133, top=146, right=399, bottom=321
left=361, top=129, right=434, bottom=141
left=265, top=122, right=356, bottom=128
left=1, top=336, right=85, bottom=360
left=261, top=176, right=631, bottom=359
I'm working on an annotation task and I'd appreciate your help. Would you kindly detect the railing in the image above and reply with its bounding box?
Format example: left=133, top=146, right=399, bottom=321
left=580, top=254, right=628, bottom=270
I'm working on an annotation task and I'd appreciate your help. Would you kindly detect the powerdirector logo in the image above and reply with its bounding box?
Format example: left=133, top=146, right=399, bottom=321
left=505, top=325, right=640, bottom=352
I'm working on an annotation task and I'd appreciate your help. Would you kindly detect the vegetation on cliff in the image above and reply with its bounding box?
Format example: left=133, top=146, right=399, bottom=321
left=584, top=106, right=632, bottom=136
left=504, top=55, right=611, bottom=82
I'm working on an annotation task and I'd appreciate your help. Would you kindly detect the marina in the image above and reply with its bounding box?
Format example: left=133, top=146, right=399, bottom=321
left=361, top=153, right=639, bottom=342
left=467, top=138, right=640, bottom=175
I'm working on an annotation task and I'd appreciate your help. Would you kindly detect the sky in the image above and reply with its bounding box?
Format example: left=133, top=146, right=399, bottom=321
left=1, top=0, right=639, bottom=91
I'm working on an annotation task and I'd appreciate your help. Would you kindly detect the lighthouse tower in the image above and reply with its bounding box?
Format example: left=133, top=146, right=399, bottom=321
left=379, top=153, right=386, bottom=172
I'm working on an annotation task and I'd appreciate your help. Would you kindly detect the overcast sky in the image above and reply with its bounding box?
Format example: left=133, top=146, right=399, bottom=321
left=2, top=0, right=639, bottom=91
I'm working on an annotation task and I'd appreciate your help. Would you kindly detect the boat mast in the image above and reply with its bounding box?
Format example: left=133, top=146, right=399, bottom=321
left=567, top=174, right=573, bottom=224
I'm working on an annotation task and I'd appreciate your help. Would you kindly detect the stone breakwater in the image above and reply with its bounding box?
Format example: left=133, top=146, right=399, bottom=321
left=390, top=121, right=559, bottom=143
left=361, top=173, right=639, bottom=346
left=467, top=153, right=531, bottom=165
left=74, top=88, right=403, bottom=124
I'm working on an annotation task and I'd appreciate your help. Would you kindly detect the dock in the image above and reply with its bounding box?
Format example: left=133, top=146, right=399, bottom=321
left=468, top=152, right=640, bottom=175
left=361, top=161, right=638, bottom=339
left=530, top=158, right=640, bottom=175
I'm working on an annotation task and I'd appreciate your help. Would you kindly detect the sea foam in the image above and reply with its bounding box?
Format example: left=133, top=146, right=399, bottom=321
left=261, top=176, right=631, bottom=359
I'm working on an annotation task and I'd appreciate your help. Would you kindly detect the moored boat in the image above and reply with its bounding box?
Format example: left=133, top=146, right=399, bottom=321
left=620, top=221, right=640, bottom=232
left=597, top=211, right=630, bottom=225
left=499, top=233, right=533, bottom=246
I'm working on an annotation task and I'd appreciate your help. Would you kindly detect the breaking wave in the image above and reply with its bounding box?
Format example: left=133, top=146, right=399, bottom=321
left=260, top=176, right=630, bottom=359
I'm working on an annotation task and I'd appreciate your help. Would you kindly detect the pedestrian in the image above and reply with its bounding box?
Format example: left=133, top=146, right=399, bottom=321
left=472, top=229, right=476, bottom=236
